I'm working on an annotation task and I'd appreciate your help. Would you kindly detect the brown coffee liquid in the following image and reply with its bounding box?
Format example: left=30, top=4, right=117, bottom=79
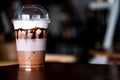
left=18, top=51, right=45, bottom=68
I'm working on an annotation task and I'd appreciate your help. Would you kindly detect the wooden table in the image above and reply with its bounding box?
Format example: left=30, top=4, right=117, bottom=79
left=0, top=62, right=120, bottom=80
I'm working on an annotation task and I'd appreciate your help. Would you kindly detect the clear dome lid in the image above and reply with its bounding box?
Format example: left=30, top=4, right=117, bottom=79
left=13, top=4, right=50, bottom=23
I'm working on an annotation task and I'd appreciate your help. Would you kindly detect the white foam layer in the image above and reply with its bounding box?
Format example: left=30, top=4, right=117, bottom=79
left=16, top=39, right=46, bottom=51
left=13, top=20, right=50, bottom=29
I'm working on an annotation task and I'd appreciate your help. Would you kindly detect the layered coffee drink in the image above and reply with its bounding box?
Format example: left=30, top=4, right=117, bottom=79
left=13, top=20, right=49, bottom=68
left=12, top=5, right=50, bottom=69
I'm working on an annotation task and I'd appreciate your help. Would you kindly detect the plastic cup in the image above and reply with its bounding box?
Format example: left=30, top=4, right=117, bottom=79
left=12, top=4, right=50, bottom=69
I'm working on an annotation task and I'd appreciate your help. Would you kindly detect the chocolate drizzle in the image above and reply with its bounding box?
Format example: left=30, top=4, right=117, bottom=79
left=15, top=27, right=47, bottom=39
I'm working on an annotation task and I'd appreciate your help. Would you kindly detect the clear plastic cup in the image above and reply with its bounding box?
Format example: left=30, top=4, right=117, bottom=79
left=12, top=4, right=50, bottom=69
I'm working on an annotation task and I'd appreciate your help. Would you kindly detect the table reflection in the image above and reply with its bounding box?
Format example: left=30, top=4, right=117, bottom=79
left=18, top=67, right=45, bottom=80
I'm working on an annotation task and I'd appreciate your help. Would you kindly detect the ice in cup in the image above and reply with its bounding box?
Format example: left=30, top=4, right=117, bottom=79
left=12, top=5, right=50, bottom=68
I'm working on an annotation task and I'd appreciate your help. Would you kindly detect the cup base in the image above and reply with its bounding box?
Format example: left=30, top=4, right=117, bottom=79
left=19, top=64, right=44, bottom=71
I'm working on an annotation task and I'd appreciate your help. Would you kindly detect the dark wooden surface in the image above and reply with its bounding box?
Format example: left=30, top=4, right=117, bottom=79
left=0, top=62, right=120, bottom=80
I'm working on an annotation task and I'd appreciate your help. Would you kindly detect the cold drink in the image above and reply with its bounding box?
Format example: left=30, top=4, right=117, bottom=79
left=12, top=5, right=50, bottom=69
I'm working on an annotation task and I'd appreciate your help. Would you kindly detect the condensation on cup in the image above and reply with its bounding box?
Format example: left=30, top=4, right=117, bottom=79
left=12, top=4, right=50, bottom=69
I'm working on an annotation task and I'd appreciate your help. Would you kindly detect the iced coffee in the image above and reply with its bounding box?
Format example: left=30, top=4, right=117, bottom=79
left=12, top=5, right=50, bottom=68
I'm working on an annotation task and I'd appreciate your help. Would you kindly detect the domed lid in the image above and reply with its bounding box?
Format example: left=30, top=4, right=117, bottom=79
left=13, top=4, right=50, bottom=23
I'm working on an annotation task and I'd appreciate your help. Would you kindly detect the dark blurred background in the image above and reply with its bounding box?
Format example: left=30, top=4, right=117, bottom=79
left=0, top=0, right=120, bottom=64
